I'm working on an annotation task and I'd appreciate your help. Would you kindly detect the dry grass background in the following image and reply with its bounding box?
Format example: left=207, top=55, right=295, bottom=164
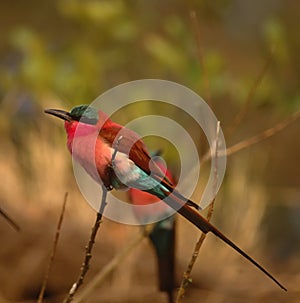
left=1, top=95, right=300, bottom=303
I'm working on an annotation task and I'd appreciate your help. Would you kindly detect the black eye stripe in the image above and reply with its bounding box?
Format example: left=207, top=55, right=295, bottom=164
left=78, top=117, right=98, bottom=124
left=70, top=115, right=97, bottom=125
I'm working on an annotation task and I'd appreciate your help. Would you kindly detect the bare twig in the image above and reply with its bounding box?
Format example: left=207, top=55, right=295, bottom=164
left=37, top=192, right=68, bottom=303
left=0, top=206, right=20, bottom=232
left=202, top=110, right=300, bottom=163
left=73, top=228, right=153, bottom=303
left=176, top=122, right=220, bottom=303
left=190, top=10, right=211, bottom=104
left=176, top=204, right=214, bottom=303
left=63, top=190, right=107, bottom=303
left=226, top=110, right=300, bottom=157
left=227, top=47, right=274, bottom=136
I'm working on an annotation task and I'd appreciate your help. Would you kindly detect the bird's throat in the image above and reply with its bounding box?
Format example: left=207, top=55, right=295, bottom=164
left=65, top=120, right=98, bottom=139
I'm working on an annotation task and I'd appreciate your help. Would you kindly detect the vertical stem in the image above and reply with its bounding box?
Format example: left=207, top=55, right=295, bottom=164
left=37, top=192, right=68, bottom=303
left=176, top=122, right=220, bottom=303
left=63, top=189, right=107, bottom=303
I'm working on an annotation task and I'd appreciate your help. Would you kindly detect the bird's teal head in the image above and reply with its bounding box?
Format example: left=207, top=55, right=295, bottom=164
left=44, top=104, right=99, bottom=125
left=69, top=105, right=98, bottom=125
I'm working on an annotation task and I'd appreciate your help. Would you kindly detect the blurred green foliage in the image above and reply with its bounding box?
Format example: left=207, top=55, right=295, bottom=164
left=0, top=0, right=299, bottom=197
left=0, top=0, right=298, bottom=112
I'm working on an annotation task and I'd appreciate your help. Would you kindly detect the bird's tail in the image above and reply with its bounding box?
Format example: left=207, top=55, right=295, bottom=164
left=149, top=217, right=176, bottom=303
left=162, top=190, right=287, bottom=291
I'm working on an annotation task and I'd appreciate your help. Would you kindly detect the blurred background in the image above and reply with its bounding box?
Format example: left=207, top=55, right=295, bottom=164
left=0, top=1, right=299, bottom=302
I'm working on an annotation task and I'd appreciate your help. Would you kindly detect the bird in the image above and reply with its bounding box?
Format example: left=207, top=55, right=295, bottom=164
left=44, top=104, right=287, bottom=291
left=128, top=151, right=176, bottom=303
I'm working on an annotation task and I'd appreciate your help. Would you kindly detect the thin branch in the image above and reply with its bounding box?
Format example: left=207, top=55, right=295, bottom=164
left=190, top=10, right=211, bottom=104
left=73, top=228, right=153, bottom=303
left=176, top=122, right=220, bottom=303
left=176, top=204, right=214, bottom=303
left=226, top=110, right=300, bottom=157
left=202, top=110, right=300, bottom=163
left=63, top=191, right=107, bottom=303
left=37, top=192, right=68, bottom=303
left=227, top=47, right=274, bottom=136
left=0, top=206, right=20, bottom=232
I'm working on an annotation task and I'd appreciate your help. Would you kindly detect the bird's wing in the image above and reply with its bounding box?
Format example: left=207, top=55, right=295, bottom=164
left=98, top=115, right=200, bottom=209
left=98, top=122, right=174, bottom=188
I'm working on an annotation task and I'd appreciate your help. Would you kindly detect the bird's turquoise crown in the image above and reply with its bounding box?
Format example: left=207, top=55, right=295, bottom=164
left=70, top=105, right=98, bottom=125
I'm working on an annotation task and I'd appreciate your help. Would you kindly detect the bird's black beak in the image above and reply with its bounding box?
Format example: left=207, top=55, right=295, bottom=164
left=44, top=109, right=72, bottom=122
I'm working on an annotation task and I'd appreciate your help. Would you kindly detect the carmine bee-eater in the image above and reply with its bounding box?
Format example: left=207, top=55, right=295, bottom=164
left=45, top=104, right=286, bottom=291
left=129, top=151, right=176, bottom=303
